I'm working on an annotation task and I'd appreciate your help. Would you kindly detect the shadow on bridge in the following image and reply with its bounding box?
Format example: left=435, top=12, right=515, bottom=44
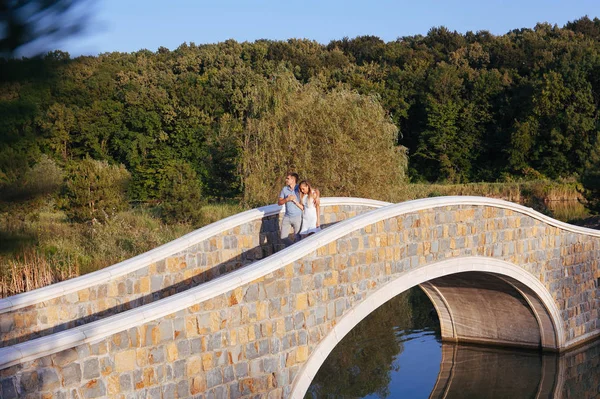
left=1, top=217, right=286, bottom=347
left=1, top=217, right=341, bottom=347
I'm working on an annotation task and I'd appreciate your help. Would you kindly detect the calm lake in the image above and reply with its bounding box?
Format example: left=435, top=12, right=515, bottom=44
left=305, top=288, right=600, bottom=399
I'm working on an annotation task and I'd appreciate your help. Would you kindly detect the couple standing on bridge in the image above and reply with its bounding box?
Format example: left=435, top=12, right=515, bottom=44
left=277, top=172, right=321, bottom=245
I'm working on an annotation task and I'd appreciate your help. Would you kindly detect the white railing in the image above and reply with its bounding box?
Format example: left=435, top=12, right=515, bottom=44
left=1, top=196, right=598, bottom=369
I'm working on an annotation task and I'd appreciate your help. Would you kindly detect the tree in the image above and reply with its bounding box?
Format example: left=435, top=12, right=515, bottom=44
left=413, top=62, right=473, bottom=182
left=581, top=145, right=600, bottom=213
left=157, top=160, right=203, bottom=224
left=0, top=154, right=63, bottom=201
left=0, top=0, right=92, bottom=58
left=240, top=71, right=407, bottom=206
left=63, top=158, right=130, bottom=223
left=39, top=102, right=76, bottom=161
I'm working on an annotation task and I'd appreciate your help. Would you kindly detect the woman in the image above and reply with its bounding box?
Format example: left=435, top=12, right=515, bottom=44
left=298, top=180, right=321, bottom=238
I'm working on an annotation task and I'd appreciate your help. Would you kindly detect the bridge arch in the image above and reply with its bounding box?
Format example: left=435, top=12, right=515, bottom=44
left=290, top=256, right=565, bottom=398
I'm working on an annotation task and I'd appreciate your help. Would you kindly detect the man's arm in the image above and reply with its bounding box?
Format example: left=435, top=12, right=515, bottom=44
left=278, top=194, right=297, bottom=206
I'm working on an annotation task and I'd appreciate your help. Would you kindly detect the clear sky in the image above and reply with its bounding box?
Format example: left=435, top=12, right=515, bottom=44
left=60, top=0, right=600, bottom=56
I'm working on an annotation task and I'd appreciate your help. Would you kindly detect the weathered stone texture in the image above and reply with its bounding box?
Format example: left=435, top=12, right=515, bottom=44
left=1, top=205, right=598, bottom=398
left=1, top=205, right=371, bottom=347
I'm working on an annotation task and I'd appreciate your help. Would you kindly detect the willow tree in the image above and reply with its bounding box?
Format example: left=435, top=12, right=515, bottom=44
left=240, top=72, right=407, bottom=206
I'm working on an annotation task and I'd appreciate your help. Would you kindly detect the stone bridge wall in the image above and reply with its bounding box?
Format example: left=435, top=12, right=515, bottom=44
left=0, top=199, right=598, bottom=398
left=0, top=200, right=383, bottom=347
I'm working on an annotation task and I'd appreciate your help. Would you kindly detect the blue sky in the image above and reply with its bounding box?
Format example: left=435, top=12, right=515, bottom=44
left=61, top=0, right=600, bottom=56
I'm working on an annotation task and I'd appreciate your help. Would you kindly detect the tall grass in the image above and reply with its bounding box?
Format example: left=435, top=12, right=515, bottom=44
left=396, top=180, right=582, bottom=203
left=0, top=202, right=246, bottom=297
left=0, top=250, right=78, bottom=298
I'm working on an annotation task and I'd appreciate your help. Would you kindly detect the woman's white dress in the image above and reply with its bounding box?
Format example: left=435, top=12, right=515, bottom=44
left=300, top=194, right=319, bottom=235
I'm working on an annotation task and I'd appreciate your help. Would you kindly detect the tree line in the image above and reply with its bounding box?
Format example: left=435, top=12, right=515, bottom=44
left=2, top=16, right=600, bottom=221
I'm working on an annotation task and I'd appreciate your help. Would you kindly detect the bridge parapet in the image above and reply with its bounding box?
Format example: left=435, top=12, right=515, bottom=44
left=0, top=198, right=387, bottom=347
left=0, top=197, right=598, bottom=398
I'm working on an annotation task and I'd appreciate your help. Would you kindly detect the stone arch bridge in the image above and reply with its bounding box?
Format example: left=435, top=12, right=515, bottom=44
left=0, top=197, right=598, bottom=398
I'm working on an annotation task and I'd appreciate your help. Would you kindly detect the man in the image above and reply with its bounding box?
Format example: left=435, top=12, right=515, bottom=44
left=278, top=172, right=303, bottom=246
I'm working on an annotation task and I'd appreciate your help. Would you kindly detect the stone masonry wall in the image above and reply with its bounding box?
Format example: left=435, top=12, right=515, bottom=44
left=0, top=205, right=375, bottom=348
left=0, top=205, right=598, bottom=398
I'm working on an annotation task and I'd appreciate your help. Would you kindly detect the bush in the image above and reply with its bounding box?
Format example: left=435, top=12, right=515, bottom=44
left=0, top=155, right=64, bottom=201
left=158, top=160, right=203, bottom=224
left=22, top=155, right=64, bottom=197
left=63, top=158, right=131, bottom=223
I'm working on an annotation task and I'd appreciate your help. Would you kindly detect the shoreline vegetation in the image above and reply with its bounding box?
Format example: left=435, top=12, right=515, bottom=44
left=0, top=180, right=592, bottom=298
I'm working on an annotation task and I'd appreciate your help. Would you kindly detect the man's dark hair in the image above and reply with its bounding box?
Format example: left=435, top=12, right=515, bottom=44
left=287, top=172, right=299, bottom=183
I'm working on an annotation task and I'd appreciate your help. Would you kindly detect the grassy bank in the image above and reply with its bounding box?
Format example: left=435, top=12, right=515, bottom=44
left=0, top=202, right=245, bottom=298
left=0, top=180, right=589, bottom=298
left=397, top=180, right=588, bottom=222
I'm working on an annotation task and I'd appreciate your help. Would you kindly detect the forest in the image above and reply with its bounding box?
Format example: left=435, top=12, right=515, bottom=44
left=1, top=17, right=600, bottom=294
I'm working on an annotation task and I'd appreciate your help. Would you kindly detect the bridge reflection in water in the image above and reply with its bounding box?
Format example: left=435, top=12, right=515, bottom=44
left=307, top=288, right=600, bottom=399
left=432, top=339, right=599, bottom=399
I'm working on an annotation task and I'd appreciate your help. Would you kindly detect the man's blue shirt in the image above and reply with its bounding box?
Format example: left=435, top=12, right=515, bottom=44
left=279, top=185, right=302, bottom=217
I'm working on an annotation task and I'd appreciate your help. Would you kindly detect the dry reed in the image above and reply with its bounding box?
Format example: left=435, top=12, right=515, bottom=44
left=0, top=250, right=79, bottom=298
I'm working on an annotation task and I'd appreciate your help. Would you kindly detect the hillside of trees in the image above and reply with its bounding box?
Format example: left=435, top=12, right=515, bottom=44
left=2, top=17, right=600, bottom=212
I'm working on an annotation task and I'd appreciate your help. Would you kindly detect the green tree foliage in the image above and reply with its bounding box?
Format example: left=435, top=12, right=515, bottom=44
left=0, top=155, right=63, bottom=201
left=157, top=160, right=203, bottom=224
left=1, top=17, right=600, bottom=212
left=63, top=158, right=130, bottom=223
left=581, top=146, right=600, bottom=213
left=240, top=72, right=407, bottom=205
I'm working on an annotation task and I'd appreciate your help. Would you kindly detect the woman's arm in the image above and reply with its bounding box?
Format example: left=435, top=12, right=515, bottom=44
left=293, top=195, right=304, bottom=211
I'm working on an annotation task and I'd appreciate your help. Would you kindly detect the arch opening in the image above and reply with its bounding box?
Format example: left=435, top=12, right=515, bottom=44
left=421, top=271, right=557, bottom=350
left=290, top=257, right=564, bottom=398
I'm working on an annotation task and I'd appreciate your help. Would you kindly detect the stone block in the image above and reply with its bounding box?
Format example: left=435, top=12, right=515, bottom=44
left=19, top=371, right=38, bottom=393
left=158, top=321, right=174, bottom=343
left=115, top=350, right=136, bottom=372
left=52, top=349, right=78, bottom=368
left=296, top=346, right=309, bottom=363
left=127, top=328, right=139, bottom=348
left=206, top=368, right=223, bottom=389
left=190, top=337, right=202, bottom=354
left=146, top=386, right=161, bottom=399
left=223, top=365, right=235, bottom=384
left=169, top=359, right=184, bottom=380
left=166, top=342, right=178, bottom=362
left=161, top=383, right=176, bottom=399
left=111, top=331, right=130, bottom=351
left=61, top=363, right=82, bottom=386
left=249, top=358, right=263, bottom=377
left=187, top=356, right=203, bottom=376
left=82, top=379, right=106, bottom=398
left=119, top=374, right=132, bottom=392
left=104, top=374, right=119, bottom=396
left=38, top=368, right=60, bottom=391
left=1, top=378, right=17, bottom=399
left=208, top=385, right=227, bottom=399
